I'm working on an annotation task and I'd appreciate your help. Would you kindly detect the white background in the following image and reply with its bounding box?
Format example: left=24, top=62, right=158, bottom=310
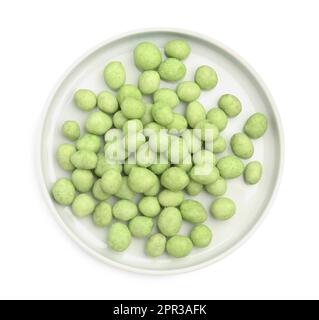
left=0, top=0, right=318, bottom=300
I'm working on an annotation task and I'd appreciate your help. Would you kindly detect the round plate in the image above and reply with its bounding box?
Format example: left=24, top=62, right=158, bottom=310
left=39, top=29, right=284, bottom=274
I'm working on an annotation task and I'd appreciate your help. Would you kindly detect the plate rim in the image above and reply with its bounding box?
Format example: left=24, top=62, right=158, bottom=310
left=37, top=27, right=285, bottom=275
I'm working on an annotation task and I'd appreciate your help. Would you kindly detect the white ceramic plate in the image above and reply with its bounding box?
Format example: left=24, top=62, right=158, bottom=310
left=39, top=29, right=284, bottom=274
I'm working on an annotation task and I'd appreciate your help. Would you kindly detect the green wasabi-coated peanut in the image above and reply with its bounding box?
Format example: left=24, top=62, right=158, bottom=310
left=217, top=155, right=244, bottom=179
left=52, top=178, right=76, bottom=206
left=158, top=190, right=184, bottom=207
left=193, top=149, right=215, bottom=166
left=134, top=42, right=162, bottom=71
left=244, top=113, right=268, bottom=139
left=101, top=169, right=122, bottom=195
left=158, top=58, right=186, bottom=82
left=218, top=94, right=242, bottom=117
left=206, top=108, right=228, bottom=131
left=190, top=224, right=212, bottom=248
left=138, top=196, right=161, bottom=217
left=129, top=216, right=153, bottom=238
left=113, top=111, right=128, bottom=129
left=194, top=120, right=219, bottom=142
left=151, top=102, right=174, bottom=126
left=138, top=71, right=160, bottom=95
left=74, top=89, right=97, bottom=111
left=161, top=167, right=190, bottom=191
left=113, top=199, right=138, bottom=221
left=115, top=176, right=136, bottom=200
left=144, top=177, right=160, bottom=196
left=186, top=101, right=206, bottom=128
left=62, top=120, right=80, bottom=141
left=107, top=222, right=132, bottom=252
left=230, top=133, right=254, bottom=159
left=195, top=66, right=218, bottom=90
left=166, top=113, right=188, bottom=134
left=244, top=161, right=263, bottom=185
left=148, top=131, right=169, bottom=153
left=141, top=103, right=154, bottom=125
left=180, top=199, right=207, bottom=224
left=117, top=84, right=142, bottom=105
left=213, top=136, right=227, bottom=153
left=92, top=179, right=110, bottom=201
left=103, top=61, right=126, bottom=90
left=210, top=197, right=236, bottom=220
left=153, top=88, right=180, bottom=109
left=93, top=202, right=113, bottom=227
left=144, top=121, right=164, bottom=133
left=120, top=97, right=145, bottom=120
left=128, top=167, right=157, bottom=193
left=146, top=233, right=166, bottom=257
left=150, top=162, right=170, bottom=175
left=70, top=150, right=97, bottom=170
left=166, top=235, right=193, bottom=258
left=166, top=136, right=189, bottom=164
left=123, top=162, right=137, bottom=175
left=164, top=39, right=190, bottom=60
left=157, top=207, right=182, bottom=237
left=186, top=180, right=203, bottom=196
left=76, top=134, right=101, bottom=153
left=190, top=164, right=220, bottom=185
left=122, top=119, right=143, bottom=135
left=57, top=143, right=76, bottom=171
left=205, top=177, right=227, bottom=196
left=136, top=143, right=157, bottom=167
left=85, top=111, right=112, bottom=136
left=176, top=81, right=201, bottom=102
left=97, top=91, right=119, bottom=114
left=94, top=153, right=122, bottom=177
left=71, top=169, right=94, bottom=193
left=72, top=194, right=95, bottom=218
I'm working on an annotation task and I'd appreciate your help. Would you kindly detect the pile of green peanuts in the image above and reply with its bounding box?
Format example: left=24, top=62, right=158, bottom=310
left=51, top=39, right=268, bottom=259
